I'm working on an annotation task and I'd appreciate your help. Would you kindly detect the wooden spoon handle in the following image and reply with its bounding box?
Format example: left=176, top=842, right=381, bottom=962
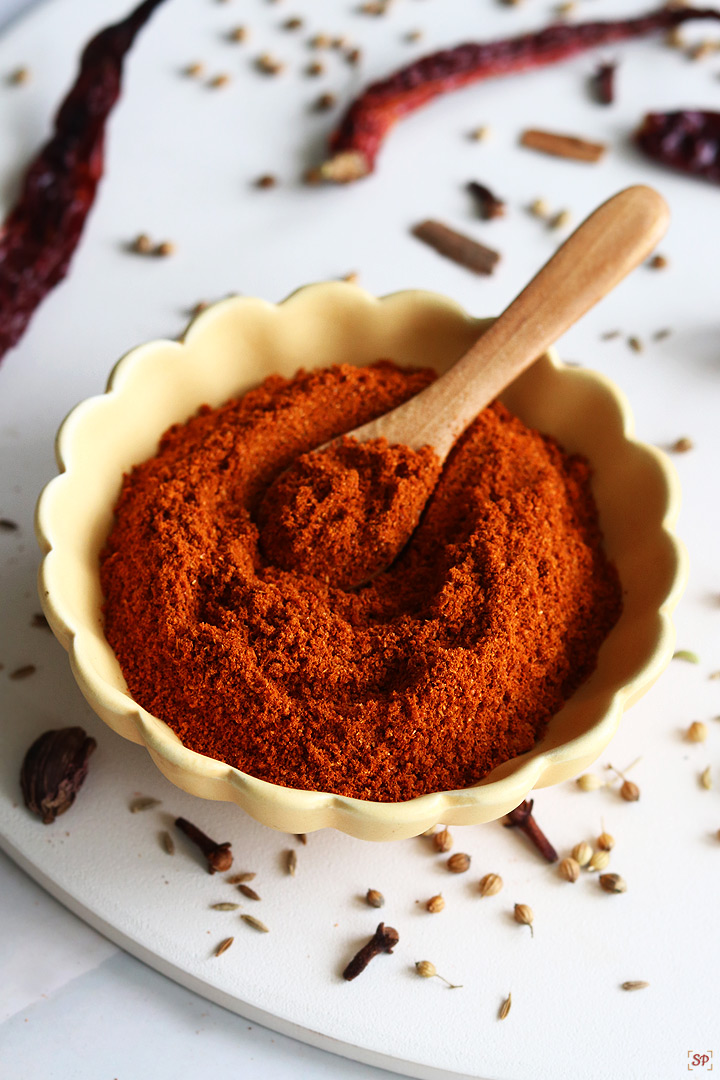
left=356, top=185, right=669, bottom=457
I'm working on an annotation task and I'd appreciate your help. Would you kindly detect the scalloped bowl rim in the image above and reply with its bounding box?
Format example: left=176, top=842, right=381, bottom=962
left=35, top=284, right=688, bottom=839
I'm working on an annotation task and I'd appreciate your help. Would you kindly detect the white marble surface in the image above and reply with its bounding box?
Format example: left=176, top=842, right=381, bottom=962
left=1, top=0, right=720, bottom=1077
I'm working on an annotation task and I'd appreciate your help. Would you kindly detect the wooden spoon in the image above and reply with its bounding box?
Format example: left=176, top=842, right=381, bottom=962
left=261, top=185, right=669, bottom=587
left=348, top=184, right=669, bottom=457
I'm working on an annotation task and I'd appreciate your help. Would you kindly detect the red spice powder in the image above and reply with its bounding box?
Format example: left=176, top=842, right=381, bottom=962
left=259, top=436, right=442, bottom=589
left=100, top=361, right=621, bottom=802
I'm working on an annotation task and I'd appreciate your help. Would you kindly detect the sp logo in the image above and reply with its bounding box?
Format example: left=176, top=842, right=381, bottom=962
left=688, top=1051, right=714, bottom=1071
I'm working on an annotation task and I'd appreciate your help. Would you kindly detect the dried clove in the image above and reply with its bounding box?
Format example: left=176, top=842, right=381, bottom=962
left=592, top=61, right=616, bottom=105
left=175, top=816, right=233, bottom=874
left=466, top=180, right=506, bottom=220
left=504, top=799, right=558, bottom=862
left=343, top=922, right=399, bottom=980
left=20, top=727, right=97, bottom=824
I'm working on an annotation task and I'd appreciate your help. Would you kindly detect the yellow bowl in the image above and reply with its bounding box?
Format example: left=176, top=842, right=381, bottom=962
left=35, top=284, right=687, bottom=840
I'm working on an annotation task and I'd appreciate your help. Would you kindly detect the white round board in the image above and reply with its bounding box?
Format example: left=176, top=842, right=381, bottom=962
left=1, top=0, right=719, bottom=1077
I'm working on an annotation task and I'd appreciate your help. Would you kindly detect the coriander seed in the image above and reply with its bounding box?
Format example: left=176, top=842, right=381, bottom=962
left=587, top=850, right=610, bottom=872
left=529, top=197, right=549, bottom=219
left=599, top=873, right=627, bottom=894
left=315, top=93, right=337, bottom=111
left=576, top=773, right=604, bottom=791
left=620, top=780, right=640, bottom=802
left=479, top=873, right=503, bottom=897
left=447, top=852, right=471, bottom=873
left=671, top=437, right=693, bottom=453
left=514, top=903, right=534, bottom=936
left=155, top=241, right=175, bottom=258
left=597, top=831, right=615, bottom=851
left=700, top=766, right=713, bottom=790
left=132, top=233, right=152, bottom=254
left=366, top=888, right=385, bottom=908
left=572, top=841, right=593, bottom=867
left=427, top=894, right=445, bottom=913
left=415, top=960, right=462, bottom=988
left=228, top=27, right=247, bottom=42
left=687, top=721, right=708, bottom=743
left=306, top=61, right=324, bottom=76
left=434, top=828, right=453, bottom=853
left=558, top=856, right=580, bottom=882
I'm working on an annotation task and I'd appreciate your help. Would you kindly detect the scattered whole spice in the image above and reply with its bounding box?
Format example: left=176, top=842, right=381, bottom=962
left=504, top=799, right=558, bottom=863
left=0, top=518, right=19, bottom=531
left=597, top=832, right=615, bottom=851
left=513, top=903, right=534, bottom=936
left=470, top=125, right=491, bottom=141
left=346, top=47, right=362, bottom=66
left=621, top=980, right=649, bottom=991
left=227, top=871, right=256, bottom=884
left=311, top=34, right=332, bottom=49
left=295, top=833, right=307, bottom=845
left=286, top=849, right=298, bottom=875
left=238, top=884, right=261, bottom=901
left=228, top=27, right=247, bottom=42
left=175, top=817, right=233, bottom=874
left=599, top=873, right=627, bottom=894
left=101, top=364, right=621, bottom=801
left=572, top=842, right=593, bottom=867
left=214, top=936, right=234, bottom=956
left=307, top=61, right=325, bottom=77
left=498, top=992, right=512, bottom=1020
left=434, top=828, right=454, bottom=853
left=479, top=873, right=503, bottom=897
left=587, top=850, right=610, bottom=872
left=0, top=0, right=168, bottom=364
left=132, top=233, right=153, bottom=254
left=520, top=128, right=606, bottom=163
left=447, top=852, right=471, bottom=874
left=412, top=220, right=500, bottom=275
left=687, top=720, right=708, bottom=742
left=592, top=61, right=616, bottom=105
left=366, top=888, right=385, bottom=908
left=20, top=727, right=97, bottom=824
left=649, top=254, right=669, bottom=270
left=161, top=830, right=175, bottom=855
left=185, top=62, right=204, bottom=77
left=620, top=780, right=640, bottom=802
left=241, top=914, right=269, bottom=933
left=315, top=93, right=337, bottom=112
left=700, top=766, right=713, bottom=790
left=549, top=209, right=572, bottom=231
left=635, top=110, right=720, bottom=185
left=208, top=74, right=231, bottom=89
left=627, top=336, right=643, bottom=354
left=9, top=66, right=30, bottom=85
left=415, top=961, right=462, bottom=988
left=31, top=613, right=51, bottom=630
left=255, top=174, right=277, bottom=189
left=674, top=650, right=700, bottom=664
left=257, top=53, right=284, bottom=75
left=284, top=17, right=303, bottom=30
left=154, top=241, right=175, bottom=258
left=576, top=773, right=605, bottom=791
left=670, top=437, right=693, bottom=453
left=211, top=902, right=239, bottom=911
left=558, top=856, right=580, bottom=882
left=314, top=6, right=720, bottom=182
left=343, top=922, right=399, bottom=980
left=466, top=180, right=506, bottom=220
left=427, top=894, right=445, bottom=913
left=129, top=795, right=160, bottom=813
left=529, top=197, right=550, bottom=219
left=10, top=665, right=36, bottom=680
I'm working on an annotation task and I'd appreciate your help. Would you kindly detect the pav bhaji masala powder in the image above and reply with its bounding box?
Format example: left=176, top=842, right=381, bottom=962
left=100, top=360, right=621, bottom=802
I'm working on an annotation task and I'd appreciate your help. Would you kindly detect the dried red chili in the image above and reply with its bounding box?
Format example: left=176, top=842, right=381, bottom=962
left=635, top=110, right=720, bottom=184
left=0, top=0, right=167, bottom=364
left=319, top=5, right=720, bottom=182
